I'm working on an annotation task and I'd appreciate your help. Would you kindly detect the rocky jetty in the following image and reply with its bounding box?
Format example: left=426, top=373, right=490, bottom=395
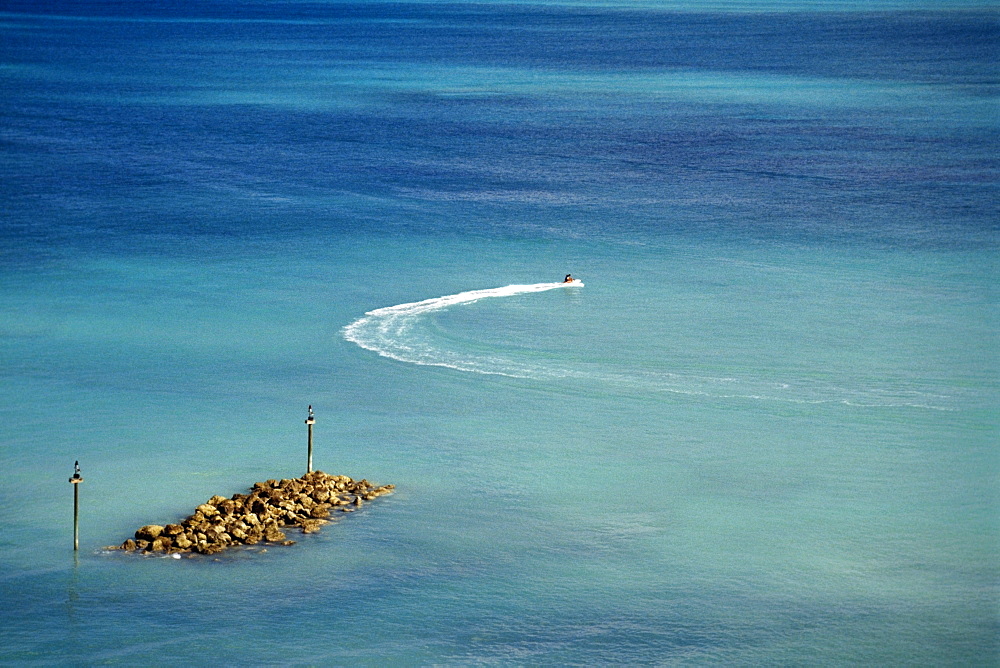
left=114, top=470, right=394, bottom=556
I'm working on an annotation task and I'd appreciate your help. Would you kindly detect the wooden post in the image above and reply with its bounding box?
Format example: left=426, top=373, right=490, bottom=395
left=305, top=405, right=315, bottom=475
left=69, top=461, right=83, bottom=551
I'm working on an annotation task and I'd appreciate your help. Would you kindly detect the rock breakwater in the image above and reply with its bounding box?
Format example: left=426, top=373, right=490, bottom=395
left=114, top=470, right=394, bottom=556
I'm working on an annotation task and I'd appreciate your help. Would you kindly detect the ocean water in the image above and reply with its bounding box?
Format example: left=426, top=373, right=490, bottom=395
left=1, top=1, right=997, bottom=664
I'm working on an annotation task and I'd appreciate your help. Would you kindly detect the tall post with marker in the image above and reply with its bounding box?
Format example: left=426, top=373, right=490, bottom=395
left=305, top=405, right=315, bottom=475
left=69, top=461, right=83, bottom=551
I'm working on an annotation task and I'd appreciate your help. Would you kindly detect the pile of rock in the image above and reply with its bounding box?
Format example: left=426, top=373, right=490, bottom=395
left=114, top=470, right=394, bottom=556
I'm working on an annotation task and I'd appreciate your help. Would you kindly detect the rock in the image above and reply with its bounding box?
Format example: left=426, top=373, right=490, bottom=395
left=183, top=512, right=204, bottom=526
left=310, top=504, right=331, bottom=519
left=122, top=472, right=392, bottom=556
left=264, top=526, right=286, bottom=542
left=300, top=519, right=324, bottom=534
left=204, top=527, right=225, bottom=543
left=135, top=525, right=164, bottom=541
left=149, top=536, right=172, bottom=552
left=196, top=542, right=225, bottom=555
left=195, top=504, right=218, bottom=517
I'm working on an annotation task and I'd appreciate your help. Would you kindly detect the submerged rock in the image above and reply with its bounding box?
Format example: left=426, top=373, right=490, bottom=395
left=114, top=472, right=393, bottom=556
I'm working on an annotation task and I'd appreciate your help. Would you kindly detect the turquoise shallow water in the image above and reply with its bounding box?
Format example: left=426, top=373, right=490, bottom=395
left=1, top=2, right=998, bottom=664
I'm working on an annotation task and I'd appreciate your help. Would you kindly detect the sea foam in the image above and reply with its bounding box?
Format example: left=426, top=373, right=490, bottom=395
left=342, top=282, right=582, bottom=377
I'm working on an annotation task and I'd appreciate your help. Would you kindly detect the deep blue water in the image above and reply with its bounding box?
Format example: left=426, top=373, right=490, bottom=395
left=1, top=2, right=997, bottom=664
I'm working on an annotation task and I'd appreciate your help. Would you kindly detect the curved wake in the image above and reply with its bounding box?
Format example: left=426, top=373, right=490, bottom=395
left=342, top=282, right=582, bottom=377
left=342, top=282, right=957, bottom=411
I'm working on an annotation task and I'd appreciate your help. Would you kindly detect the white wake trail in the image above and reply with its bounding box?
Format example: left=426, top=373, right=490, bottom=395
left=342, top=281, right=956, bottom=411
left=342, top=282, right=583, bottom=377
